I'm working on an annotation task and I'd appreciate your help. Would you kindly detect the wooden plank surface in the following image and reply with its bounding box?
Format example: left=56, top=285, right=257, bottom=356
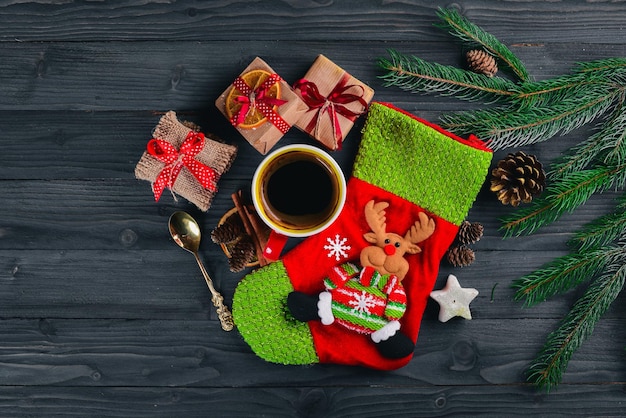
left=0, top=0, right=625, bottom=43
left=0, top=0, right=625, bottom=416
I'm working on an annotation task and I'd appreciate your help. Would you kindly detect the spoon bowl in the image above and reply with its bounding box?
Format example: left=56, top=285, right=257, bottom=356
left=168, top=211, right=234, bottom=331
left=168, top=211, right=201, bottom=253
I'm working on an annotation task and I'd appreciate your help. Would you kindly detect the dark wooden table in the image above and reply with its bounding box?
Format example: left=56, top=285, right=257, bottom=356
left=1, top=1, right=625, bottom=416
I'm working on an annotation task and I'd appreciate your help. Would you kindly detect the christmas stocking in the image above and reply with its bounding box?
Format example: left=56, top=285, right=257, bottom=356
left=232, top=102, right=492, bottom=370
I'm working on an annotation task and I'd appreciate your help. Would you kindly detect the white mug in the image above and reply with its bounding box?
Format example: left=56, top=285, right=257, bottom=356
left=252, top=144, right=347, bottom=260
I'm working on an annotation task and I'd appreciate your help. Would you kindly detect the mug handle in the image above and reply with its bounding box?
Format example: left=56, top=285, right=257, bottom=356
left=263, top=230, right=289, bottom=262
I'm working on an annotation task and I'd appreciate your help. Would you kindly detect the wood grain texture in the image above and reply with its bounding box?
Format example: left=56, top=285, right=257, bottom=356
left=0, top=318, right=623, bottom=387
left=2, top=41, right=625, bottom=112
left=2, top=247, right=619, bottom=320
left=1, top=1, right=625, bottom=416
left=0, top=385, right=623, bottom=417
left=0, top=0, right=625, bottom=43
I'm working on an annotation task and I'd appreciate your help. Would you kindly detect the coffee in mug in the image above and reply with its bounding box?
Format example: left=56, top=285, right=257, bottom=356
left=252, top=144, right=346, bottom=241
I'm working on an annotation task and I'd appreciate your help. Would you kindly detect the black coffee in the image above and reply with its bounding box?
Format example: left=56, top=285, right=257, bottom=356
left=261, top=150, right=339, bottom=230
left=267, top=160, right=333, bottom=216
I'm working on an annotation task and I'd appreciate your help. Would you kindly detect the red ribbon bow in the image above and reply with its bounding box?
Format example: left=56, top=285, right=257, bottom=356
left=294, top=73, right=369, bottom=149
left=146, top=131, right=219, bottom=201
left=231, top=73, right=290, bottom=133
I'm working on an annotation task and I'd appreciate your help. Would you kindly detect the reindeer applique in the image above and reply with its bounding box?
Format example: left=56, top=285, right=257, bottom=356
left=287, top=199, right=436, bottom=359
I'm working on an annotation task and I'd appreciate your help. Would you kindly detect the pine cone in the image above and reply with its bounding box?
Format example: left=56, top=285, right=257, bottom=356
left=466, top=49, right=498, bottom=77
left=228, top=235, right=256, bottom=272
left=457, top=220, right=484, bottom=245
left=490, top=151, right=546, bottom=206
left=211, top=212, right=244, bottom=244
left=446, top=245, right=475, bottom=267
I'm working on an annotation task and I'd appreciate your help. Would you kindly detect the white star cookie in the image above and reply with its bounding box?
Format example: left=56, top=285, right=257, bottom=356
left=430, top=274, right=479, bottom=322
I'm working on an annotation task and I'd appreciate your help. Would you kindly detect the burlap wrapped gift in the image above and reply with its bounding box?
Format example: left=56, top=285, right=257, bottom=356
left=215, top=57, right=308, bottom=155
left=135, top=111, right=237, bottom=211
left=293, top=55, right=374, bottom=150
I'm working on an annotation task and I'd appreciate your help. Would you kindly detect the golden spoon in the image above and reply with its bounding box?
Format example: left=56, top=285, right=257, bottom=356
left=168, top=211, right=234, bottom=331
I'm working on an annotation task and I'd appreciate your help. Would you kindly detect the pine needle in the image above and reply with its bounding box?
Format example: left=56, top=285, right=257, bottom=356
left=442, top=85, right=623, bottom=150
left=526, top=262, right=626, bottom=390
left=501, top=166, right=620, bottom=237
left=548, top=106, right=626, bottom=180
left=514, top=72, right=614, bottom=109
left=577, top=58, right=626, bottom=77
left=435, top=7, right=531, bottom=82
left=550, top=107, right=626, bottom=179
left=512, top=247, right=624, bottom=306
left=378, top=49, right=518, bottom=103
left=568, top=194, right=626, bottom=252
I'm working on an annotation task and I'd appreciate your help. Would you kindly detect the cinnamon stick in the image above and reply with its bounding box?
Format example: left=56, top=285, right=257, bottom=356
left=243, top=204, right=270, bottom=251
left=231, top=190, right=268, bottom=266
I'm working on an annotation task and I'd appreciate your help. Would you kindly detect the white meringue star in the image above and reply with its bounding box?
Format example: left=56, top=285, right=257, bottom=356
left=430, top=274, right=479, bottom=322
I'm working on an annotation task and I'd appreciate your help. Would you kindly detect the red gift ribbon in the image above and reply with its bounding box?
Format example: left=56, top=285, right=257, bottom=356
left=294, top=72, right=369, bottom=149
left=146, top=131, right=219, bottom=201
left=231, top=73, right=290, bottom=133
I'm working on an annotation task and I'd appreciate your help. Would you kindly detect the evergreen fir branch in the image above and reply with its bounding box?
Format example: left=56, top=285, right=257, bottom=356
left=500, top=165, right=623, bottom=237
left=514, top=72, right=614, bottom=109
left=549, top=106, right=626, bottom=179
left=512, top=247, right=623, bottom=306
left=577, top=58, right=626, bottom=77
left=599, top=106, right=626, bottom=167
left=441, top=85, right=623, bottom=150
left=548, top=132, right=607, bottom=180
left=616, top=192, right=626, bottom=210
left=568, top=209, right=626, bottom=252
left=435, top=7, right=531, bottom=82
left=377, top=49, right=518, bottom=103
left=526, top=262, right=626, bottom=390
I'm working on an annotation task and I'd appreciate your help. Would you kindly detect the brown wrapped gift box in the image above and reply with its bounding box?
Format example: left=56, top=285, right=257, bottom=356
left=293, top=54, right=374, bottom=150
left=215, top=57, right=308, bottom=155
left=135, top=111, right=237, bottom=212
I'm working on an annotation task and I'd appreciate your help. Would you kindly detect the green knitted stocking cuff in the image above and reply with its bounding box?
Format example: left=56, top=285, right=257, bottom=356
left=354, top=102, right=493, bottom=225
left=232, top=261, right=319, bottom=364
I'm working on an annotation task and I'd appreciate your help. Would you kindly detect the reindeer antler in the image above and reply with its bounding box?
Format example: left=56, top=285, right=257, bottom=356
left=405, top=212, right=435, bottom=244
left=364, top=200, right=389, bottom=237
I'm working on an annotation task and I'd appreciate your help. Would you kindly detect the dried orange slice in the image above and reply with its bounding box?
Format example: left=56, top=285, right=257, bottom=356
left=225, top=69, right=281, bottom=129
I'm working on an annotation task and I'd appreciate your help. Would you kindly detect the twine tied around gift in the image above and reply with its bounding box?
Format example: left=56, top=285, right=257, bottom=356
left=231, top=73, right=290, bottom=133
left=294, top=73, right=369, bottom=149
left=146, top=131, right=219, bottom=201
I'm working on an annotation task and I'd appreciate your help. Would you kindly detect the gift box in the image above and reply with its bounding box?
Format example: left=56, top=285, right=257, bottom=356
left=135, top=111, right=237, bottom=211
left=215, top=57, right=308, bottom=155
left=293, top=55, right=374, bottom=150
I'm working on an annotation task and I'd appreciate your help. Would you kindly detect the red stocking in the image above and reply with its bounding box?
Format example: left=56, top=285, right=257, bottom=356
left=233, top=102, right=492, bottom=370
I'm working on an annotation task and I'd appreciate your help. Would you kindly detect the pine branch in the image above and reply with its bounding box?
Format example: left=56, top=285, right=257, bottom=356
left=526, top=262, right=626, bottom=390
left=513, top=247, right=624, bottom=306
left=514, top=71, right=615, bottom=109
left=514, top=59, right=626, bottom=110
left=378, top=49, right=518, bottom=103
left=568, top=194, right=626, bottom=252
left=577, top=58, right=626, bottom=78
left=599, top=106, right=626, bottom=167
left=501, top=165, right=624, bottom=237
left=435, top=7, right=531, bottom=82
left=549, top=107, right=626, bottom=179
left=441, top=84, right=623, bottom=150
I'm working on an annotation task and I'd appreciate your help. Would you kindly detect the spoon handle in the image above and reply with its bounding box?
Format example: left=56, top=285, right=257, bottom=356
left=194, top=253, right=235, bottom=331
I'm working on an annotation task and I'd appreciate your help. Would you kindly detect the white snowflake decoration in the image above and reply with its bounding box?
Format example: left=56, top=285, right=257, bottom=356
left=324, top=234, right=351, bottom=261
left=349, top=290, right=377, bottom=314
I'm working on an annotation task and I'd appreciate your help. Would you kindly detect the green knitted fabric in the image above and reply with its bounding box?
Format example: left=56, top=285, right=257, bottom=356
left=353, top=103, right=492, bottom=225
left=232, top=261, right=319, bottom=364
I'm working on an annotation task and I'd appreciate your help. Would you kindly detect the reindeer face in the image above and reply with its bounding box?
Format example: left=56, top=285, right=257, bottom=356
left=360, top=232, right=416, bottom=279
left=360, top=200, right=435, bottom=281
